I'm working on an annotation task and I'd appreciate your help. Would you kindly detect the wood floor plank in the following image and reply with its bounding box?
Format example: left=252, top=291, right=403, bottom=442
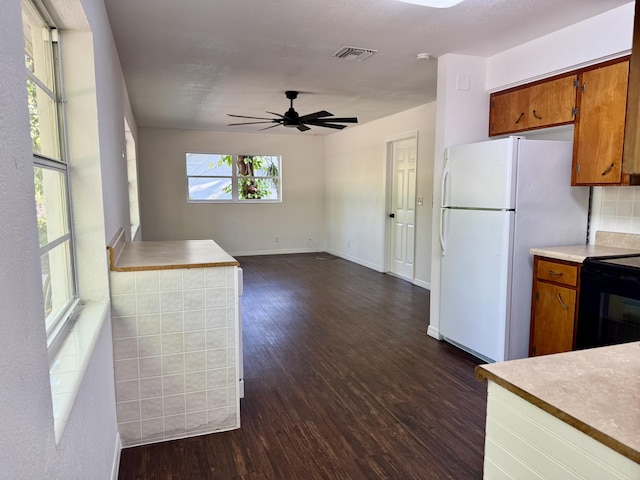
left=118, top=253, right=487, bottom=479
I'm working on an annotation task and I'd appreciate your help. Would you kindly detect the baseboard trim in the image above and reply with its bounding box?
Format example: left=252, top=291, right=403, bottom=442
left=413, top=279, right=431, bottom=290
left=427, top=325, right=443, bottom=340
left=325, top=249, right=383, bottom=272
left=111, top=432, right=121, bottom=480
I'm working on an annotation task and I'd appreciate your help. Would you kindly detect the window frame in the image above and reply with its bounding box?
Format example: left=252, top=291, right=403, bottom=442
left=24, top=0, right=79, bottom=360
left=186, top=153, right=282, bottom=203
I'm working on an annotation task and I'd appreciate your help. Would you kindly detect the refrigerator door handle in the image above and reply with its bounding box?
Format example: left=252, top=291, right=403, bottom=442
left=440, top=208, right=447, bottom=256
left=440, top=159, right=450, bottom=208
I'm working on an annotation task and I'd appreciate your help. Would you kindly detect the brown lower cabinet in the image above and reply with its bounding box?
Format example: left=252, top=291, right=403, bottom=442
left=529, top=256, right=580, bottom=356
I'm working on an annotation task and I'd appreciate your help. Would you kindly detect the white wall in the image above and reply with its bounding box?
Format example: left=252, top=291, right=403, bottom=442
left=0, top=0, right=133, bottom=477
left=324, top=103, right=436, bottom=287
left=138, top=128, right=326, bottom=255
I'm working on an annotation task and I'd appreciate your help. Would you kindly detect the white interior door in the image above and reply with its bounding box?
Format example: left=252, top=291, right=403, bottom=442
left=389, top=137, right=417, bottom=280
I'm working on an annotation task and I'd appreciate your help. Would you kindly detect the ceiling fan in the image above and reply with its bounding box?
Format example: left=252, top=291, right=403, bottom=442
left=227, top=91, right=358, bottom=132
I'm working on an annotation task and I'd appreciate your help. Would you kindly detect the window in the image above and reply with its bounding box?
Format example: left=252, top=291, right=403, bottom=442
left=186, top=153, right=281, bottom=202
left=23, top=0, right=77, bottom=355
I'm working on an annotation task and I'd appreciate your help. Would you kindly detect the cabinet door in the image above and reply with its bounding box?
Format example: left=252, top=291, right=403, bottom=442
left=572, top=60, right=630, bottom=185
left=527, top=75, right=577, bottom=129
left=530, top=282, right=576, bottom=356
left=489, top=88, right=530, bottom=136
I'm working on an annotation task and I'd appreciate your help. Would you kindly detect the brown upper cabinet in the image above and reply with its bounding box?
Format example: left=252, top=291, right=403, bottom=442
left=489, top=75, right=577, bottom=136
left=572, top=59, right=630, bottom=186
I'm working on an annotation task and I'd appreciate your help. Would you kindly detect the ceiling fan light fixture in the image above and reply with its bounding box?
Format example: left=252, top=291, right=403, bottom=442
left=395, top=0, right=464, bottom=7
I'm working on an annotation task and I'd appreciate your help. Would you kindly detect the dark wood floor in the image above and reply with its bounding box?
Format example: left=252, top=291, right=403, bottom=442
left=118, top=253, right=487, bottom=479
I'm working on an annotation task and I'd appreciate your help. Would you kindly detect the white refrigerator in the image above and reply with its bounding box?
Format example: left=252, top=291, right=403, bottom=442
left=439, top=136, right=589, bottom=363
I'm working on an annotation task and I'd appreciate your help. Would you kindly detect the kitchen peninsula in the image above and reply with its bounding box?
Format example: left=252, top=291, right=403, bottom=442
left=107, top=228, right=241, bottom=446
left=475, top=342, right=640, bottom=479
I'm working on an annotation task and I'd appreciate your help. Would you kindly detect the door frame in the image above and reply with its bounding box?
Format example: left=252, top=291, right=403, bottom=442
left=383, top=131, right=419, bottom=277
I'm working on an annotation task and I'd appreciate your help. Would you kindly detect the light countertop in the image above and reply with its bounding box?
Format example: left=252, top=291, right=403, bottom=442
left=475, top=342, right=640, bottom=464
left=108, top=239, right=239, bottom=271
left=529, top=244, right=640, bottom=263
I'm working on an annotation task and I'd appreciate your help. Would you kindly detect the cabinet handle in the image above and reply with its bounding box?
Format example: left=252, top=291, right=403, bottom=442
left=533, top=109, right=542, bottom=120
left=601, top=163, right=615, bottom=176
left=548, top=270, right=563, bottom=277
left=515, top=112, right=525, bottom=124
left=557, top=293, right=569, bottom=310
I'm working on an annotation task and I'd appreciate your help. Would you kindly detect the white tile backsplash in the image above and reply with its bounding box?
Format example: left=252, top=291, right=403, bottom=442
left=110, top=265, right=239, bottom=447
left=589, top=186, right=640, bottom=243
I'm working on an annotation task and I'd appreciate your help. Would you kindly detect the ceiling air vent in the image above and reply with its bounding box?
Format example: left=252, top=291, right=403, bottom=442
left=333, top=46, right=378, bottom=61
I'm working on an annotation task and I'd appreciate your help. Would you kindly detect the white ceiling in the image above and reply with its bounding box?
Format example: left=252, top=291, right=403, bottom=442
left=103, top=0, right=631, bottom=135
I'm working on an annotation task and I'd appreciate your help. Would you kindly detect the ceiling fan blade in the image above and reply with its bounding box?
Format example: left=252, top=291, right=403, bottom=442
left=304, top=121, right=347, bottom=130
left=313, top=117, right=358, bottom=123
left=297, top=124, right=311, bottom=132
left=266, top=111, right=285, bottom=118
left=298, top=110, right=333, bottom=122
left=258, top=124, right=282, bottom=131
left=228, top=120, right=279, bottom=126
left=227, top=114, right=277, bottom=121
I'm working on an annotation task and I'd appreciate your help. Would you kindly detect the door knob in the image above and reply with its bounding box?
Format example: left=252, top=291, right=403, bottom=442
left=389, top=213, right=395, bottom=218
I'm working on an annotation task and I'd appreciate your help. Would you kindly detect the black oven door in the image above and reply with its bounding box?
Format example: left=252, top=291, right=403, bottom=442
left=577, top=261, right=640, bottom=349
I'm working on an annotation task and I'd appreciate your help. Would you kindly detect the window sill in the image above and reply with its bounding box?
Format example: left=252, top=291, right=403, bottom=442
left=49, top=301, right=110, bottom=443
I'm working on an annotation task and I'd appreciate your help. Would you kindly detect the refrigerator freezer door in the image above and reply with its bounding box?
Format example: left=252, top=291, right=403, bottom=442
left=444, top=137, right=517, bottom=210
left=440, top=208, right=513, bottom=362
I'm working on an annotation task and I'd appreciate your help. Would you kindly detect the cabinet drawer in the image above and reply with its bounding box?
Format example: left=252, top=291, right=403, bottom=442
left=536, top=259, right=578, bottom=287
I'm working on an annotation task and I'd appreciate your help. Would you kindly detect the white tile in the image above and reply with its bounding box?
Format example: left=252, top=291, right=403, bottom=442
left=207, top=388, right=227, bottom=409
left=115, top=380, right=140, bottom=402
left=206, top=288, right=227, bottom=309
left=185, top=371, right=206, bottom=393
left=226, top=347, right=236, bottom=367
left=206, top=308, right=226, bottom=329
left=207, top=349, right=227, bottom=369
left=205, top=268, right=226, bottom=288
left=161, top=312, right=183, bottom=333
left=226, top=287, right=237, bottom=306
left=183, top=269, right=204, bottom=290
left=113, top=337, right=138, bottom=361
left=140, top=376, right=163, bottom=399
left=227, top=367, right=237, bottom=385
left=185, top=351, right=207, bottom=373
left=162, top=353, right=185, bottom=375
left=618, top=186, right=635, bottom=202
left=137, top=293, right=160, bottom=315
left=118, top=420, right=142, bottom=444
left=112, top=316, right=137, bottom=339
left=186, top=411, right=208, bottom=431
left=117, top=400, right=141, bottom=422
left=138, top=314, right=161, bottom=336
left=141, top=418, right=164, bottom=441
left=226, top=406, right=238, bottom=428
left=159, top=270, right=182, bottom=291
left=225, top=267, right=236, bottom=286
left=141, top=397, right=164, bottom=419
left=110, top=272, right=135, bottom=296
left=135, top=271, right=159, bottom=293
left=162, top=333, right=184, bottom=355
left=207, top=368, right=227, bottom=389
left=164, top=394, right=186, bottom=416
left=206, top=328, right=227, bottom=350
left=184, top=289, right=205, bottom=310
left=139, top=356, right=162, bottom=378
left=164, top=414, right=186, bottom=436
left=184, top=310, right=206, bottom=331
left=184, top=331, right=205, bottom=352
left=186, top=391, right=207, bottom=413
left=114, top=359, right=139, bottom=382
left=138, top=335, right=162, bottom=357
left=207, top=407, right=228, bottom=427
left=227, top=326, right=236, bottom=346
left=617, top=200, right=634, bottom=217
left=163, top=373, right=185, bottom=396
left=616, top=217, right=633, bottom=231
left=111, top=294, right=136, bottom=317
left=227, top=386, right=237, bottom=405
left=161, top=291, right=183, bottom=313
